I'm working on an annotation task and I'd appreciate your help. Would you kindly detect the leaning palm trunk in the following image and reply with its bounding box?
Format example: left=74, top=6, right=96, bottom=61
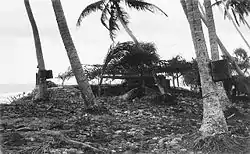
left=216, top=38, right=245, bottom=76
left=24, top=0, right=47, bottom=100
left=51, top=0, right=95, bottom=106
left=203, top=0, right=231, bottom=110
left=117, top=16, right=139, bottom=44
left=97, top=14, right=140, bottom=95
left=220, top=1, right=250, bottom=51
left=198, top=4, right=246, bottom=77
left=182, top=0, right=228, bottom=137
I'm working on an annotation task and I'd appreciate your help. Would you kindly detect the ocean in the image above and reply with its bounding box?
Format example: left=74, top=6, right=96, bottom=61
left=0, top=84, right=35, bottom=104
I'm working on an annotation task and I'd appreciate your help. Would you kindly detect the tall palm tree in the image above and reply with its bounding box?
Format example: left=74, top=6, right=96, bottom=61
left=24, top=0, right=47, bottom=100
left=51, top=0, right=95, bottom=106
left=76, top=0, right=168, bottom=43
left=202, top=0, right=231, bottom=110
left=77, top=0, right=168, bottom=95
left=181, top=0, right=228, bottom=137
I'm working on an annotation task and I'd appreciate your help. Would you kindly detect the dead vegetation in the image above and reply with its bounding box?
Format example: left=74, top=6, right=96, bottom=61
left=0, top=87, right=250, bottom=153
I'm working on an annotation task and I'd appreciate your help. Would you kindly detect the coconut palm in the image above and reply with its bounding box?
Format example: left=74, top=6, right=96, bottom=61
left=76, top=0, right=168, bottom=43
left=51, top=0, right=95, bottom=106
left=77, top=0, right=167, bottom=95
left=24, top=0, right=48, bottom=100
left=181, top=0, right=228, bottom=137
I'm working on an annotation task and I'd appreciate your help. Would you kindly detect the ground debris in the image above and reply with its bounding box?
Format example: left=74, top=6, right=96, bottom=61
left=1, top=88, right=250, bottom=153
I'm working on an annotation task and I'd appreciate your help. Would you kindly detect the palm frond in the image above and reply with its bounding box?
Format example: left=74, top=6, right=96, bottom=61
left=101, top=3, right=110, bottom=30
left=212, top=0, right=222, bottom=7
left=109, top=9, right=120, bottom=41
left=124, top=0, right=168, bottom=17
left=213, top=0, right=250, bottom=25
left=77, top=0, right=104, bottom=26
left=231, top=8, right=240, bottom=26
left=114, top=3, right=130, bottom=26
left=102, top=43, right=116, bottom=74
left=108, top=41, right=159, bottom=69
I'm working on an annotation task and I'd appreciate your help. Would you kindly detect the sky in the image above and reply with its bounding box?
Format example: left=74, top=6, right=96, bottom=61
left=0, top=0, right=249, bottom=84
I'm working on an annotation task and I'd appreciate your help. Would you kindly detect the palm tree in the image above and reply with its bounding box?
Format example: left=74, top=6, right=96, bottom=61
left=51, top=0, right=95, bottom=106
left=213, top=0, right=250, bottom=50
left=76, top=0, right=168, bottom=43
left=77, top=0, right=168, bottom=95
left=24, top=0, right=48, bottom=100
left=202, top=0, right=231, bottom=110
left=181, top=0, right=228, bottom=137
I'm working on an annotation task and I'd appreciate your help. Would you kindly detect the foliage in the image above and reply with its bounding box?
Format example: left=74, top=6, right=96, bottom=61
left=166, top=55, right=191, bottom=73
left=56, top=67, right=74, bottom=86
left=82, top=64, right=103, bottom=80
left=56, top=65, right=107, bottom=85
left=104, top=41, right=159, bottom=76
left=165, top=55, right=191, bottom=87
left=213, top=0, right=250, bottom=26
left=233, top=48, right=250, bottom=75
left=153, top=56, right=192, bottom=87
left=77, top=0, right=168, bottom=41
left=182, top=59, right=201, bottom=91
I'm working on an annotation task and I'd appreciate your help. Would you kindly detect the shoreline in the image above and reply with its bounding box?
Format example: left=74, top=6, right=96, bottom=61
left=0, top=91, right=31, bottom=104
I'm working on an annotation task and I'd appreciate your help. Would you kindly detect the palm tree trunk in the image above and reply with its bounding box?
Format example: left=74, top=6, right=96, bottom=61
left=216, top=37, right=245, bottom=76
left=221, top=1, right=250, bottom=51
left=183, top=0, right=228, bottom=137
left=198, top=4, right=246, bottom=77
left=203, top=0, right=231, bottom=110
left=98, top=45, right=115, bottom=96
left=51, top=0, right=95, bottom=106
left=117, top=16, right=139, bottom=44
left=24, top=0, right=47, bottom=100
left=204, top=0, right=219, bottom=60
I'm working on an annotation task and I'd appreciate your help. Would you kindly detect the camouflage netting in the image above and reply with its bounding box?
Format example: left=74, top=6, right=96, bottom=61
left=15, top=86, right=85, bottom=104
left=47, top=86, right=83, bottom=102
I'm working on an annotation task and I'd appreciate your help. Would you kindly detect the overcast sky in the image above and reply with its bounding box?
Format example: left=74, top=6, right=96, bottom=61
left=0, top=0, right=249, bottom=84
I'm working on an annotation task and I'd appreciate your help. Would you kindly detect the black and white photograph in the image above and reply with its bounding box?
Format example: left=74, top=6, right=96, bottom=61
left=0, top=0, right=250, bottom=153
